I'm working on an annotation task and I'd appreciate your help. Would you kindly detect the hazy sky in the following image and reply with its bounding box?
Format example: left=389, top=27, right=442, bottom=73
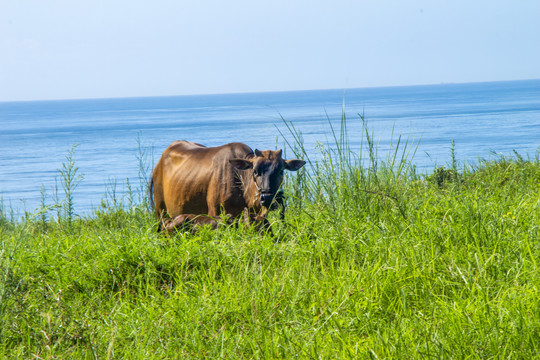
left=1, top=0, right=539, bottom=101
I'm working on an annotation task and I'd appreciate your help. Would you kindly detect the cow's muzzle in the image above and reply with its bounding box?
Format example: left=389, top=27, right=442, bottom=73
left=260, top=190, right=284, bottom=209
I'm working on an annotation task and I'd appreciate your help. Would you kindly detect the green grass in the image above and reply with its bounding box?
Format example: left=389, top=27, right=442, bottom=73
left=1, top=118, right=539, bottom=358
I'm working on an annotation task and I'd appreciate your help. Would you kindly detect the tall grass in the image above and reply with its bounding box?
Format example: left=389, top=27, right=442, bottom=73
left=58, top=144, right=83, bottom=227
left=280, top=112, right=418, bottom=229
left=0, top=115, right=539, bottom=358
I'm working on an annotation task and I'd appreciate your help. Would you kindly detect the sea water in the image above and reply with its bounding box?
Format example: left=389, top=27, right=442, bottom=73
left=1, top=79, right=539, bottom=217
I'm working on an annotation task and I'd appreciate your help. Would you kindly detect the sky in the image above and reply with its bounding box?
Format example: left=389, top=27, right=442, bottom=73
left=1, top=0, right=539, bottom=101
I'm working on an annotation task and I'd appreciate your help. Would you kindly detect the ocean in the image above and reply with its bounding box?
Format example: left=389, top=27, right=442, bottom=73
left=1, top=79, right=539, bottom=217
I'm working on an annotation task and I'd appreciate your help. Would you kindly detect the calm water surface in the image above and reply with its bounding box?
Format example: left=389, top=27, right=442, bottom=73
left=1, top=80, right=539, bottom=217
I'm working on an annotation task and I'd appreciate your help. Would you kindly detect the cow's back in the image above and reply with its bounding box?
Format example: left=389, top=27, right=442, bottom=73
left=152, top=141, right=253, bottom=218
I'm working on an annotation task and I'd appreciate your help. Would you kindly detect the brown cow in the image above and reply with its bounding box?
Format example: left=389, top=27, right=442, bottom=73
left=150, top=141, right=305, bottom=233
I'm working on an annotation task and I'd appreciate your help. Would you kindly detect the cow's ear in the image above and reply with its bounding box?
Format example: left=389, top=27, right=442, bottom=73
left=230, top=158, right=253, bottom=170
left=254, top=149, right=263, bottom=157
left=284, top=159, right=306, bottom=171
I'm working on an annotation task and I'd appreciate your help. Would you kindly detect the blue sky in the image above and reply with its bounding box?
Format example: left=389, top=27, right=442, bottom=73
left=1, top=0, right=539, bottom=101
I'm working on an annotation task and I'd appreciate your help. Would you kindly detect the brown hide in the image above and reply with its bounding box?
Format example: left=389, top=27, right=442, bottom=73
left=150, top=141, right=305, bottom=231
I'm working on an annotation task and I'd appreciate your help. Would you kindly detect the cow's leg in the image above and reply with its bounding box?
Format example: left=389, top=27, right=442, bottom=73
left=158, top=214, right=170, bottom=232
left=163, top=214, right=189, bottom=233
left=242, top=208, right=274, bottom=235
left=190, top=215, right=219, bottom=230
left=205, top=191, right=223, bottom=218
left=165, top=214, right=220, bottom=234
left=156, top=210, right=170, bottom=233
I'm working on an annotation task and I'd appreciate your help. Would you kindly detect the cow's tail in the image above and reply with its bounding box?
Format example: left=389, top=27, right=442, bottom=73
left=149, top=175, right=164, bottom=233
left=148, top=175, right=155, bottom=211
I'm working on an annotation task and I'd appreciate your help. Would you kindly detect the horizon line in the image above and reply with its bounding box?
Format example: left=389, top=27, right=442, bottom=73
left=1, top=78, right=538, bottom=104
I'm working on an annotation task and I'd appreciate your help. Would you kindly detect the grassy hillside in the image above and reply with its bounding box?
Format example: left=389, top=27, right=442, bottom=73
left=1, top=120, right=539, bottom=358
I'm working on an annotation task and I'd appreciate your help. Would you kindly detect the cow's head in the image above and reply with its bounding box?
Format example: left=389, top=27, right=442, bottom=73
left=230, top=149, right=305, bottom=208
